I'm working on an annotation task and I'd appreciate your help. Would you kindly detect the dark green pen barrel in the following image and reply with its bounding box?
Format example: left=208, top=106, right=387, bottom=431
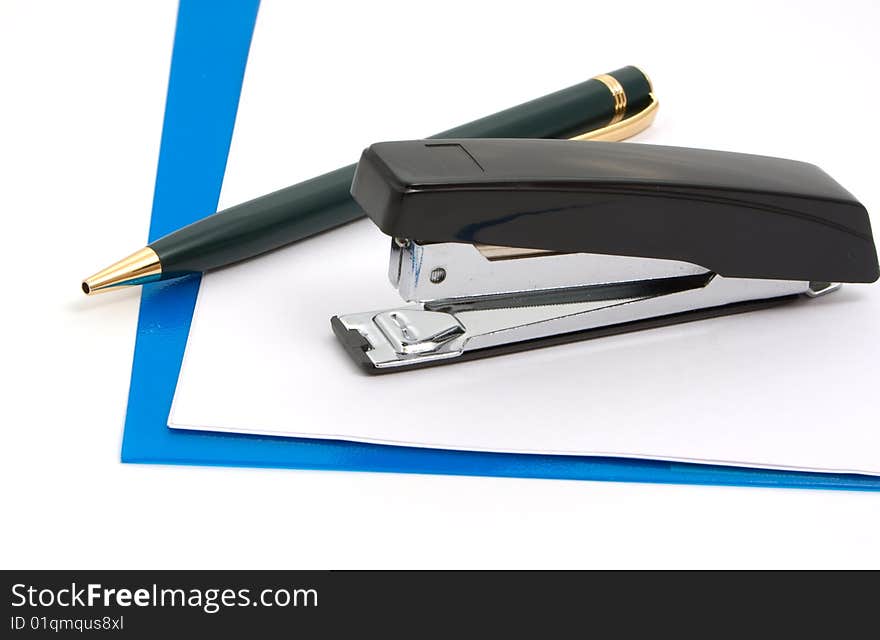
left=151, top=66, right=653, bottom=275
left=154, top=166, right=359, bottom=277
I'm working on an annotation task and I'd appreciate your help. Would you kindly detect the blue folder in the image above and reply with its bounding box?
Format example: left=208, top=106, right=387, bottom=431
left=120, top=0, right=880, bottom=491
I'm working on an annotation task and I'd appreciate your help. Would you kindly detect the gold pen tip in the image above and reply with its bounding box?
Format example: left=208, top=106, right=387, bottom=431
left=81, top=247, right=162, bottom=295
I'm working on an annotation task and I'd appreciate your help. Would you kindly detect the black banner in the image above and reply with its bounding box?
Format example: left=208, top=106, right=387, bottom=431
left=0, top=570, right=868, bottom=637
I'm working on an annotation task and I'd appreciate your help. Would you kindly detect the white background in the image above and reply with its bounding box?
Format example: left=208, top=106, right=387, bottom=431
left=2, top=0, right=879, bottom=568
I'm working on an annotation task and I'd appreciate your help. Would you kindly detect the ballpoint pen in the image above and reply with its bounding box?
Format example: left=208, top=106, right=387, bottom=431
left=83, top=66, right=658, bottom=294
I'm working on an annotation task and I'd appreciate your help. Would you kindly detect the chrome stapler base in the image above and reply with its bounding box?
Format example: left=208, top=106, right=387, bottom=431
left=332, top=241, right=839, bottom=373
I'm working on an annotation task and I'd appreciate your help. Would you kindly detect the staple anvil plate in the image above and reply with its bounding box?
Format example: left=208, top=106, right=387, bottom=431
left=333, top=139, right=879, bottom=372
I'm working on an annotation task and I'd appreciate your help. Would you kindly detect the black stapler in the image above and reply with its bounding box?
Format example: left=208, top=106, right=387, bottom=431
left=331, top=139, right=879, bottom=373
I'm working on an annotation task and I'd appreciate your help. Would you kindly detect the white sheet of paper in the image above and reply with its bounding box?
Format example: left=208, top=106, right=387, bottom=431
left=169, top=212, right=880, bottom=474
left=168, top=0, right=880, bottom=476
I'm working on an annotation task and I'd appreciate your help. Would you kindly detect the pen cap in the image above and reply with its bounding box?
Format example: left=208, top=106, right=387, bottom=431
left=434, top=66, right=653, bottom=140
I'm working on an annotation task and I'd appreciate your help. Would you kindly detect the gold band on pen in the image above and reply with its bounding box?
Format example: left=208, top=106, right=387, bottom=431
left=571, top=70, right=658, bottom=143
left=593, top=73, right=627, bottom=125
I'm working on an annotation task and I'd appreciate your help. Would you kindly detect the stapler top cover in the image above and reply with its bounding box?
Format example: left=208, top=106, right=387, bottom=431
left=350, top=139, right=879, bottom=283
